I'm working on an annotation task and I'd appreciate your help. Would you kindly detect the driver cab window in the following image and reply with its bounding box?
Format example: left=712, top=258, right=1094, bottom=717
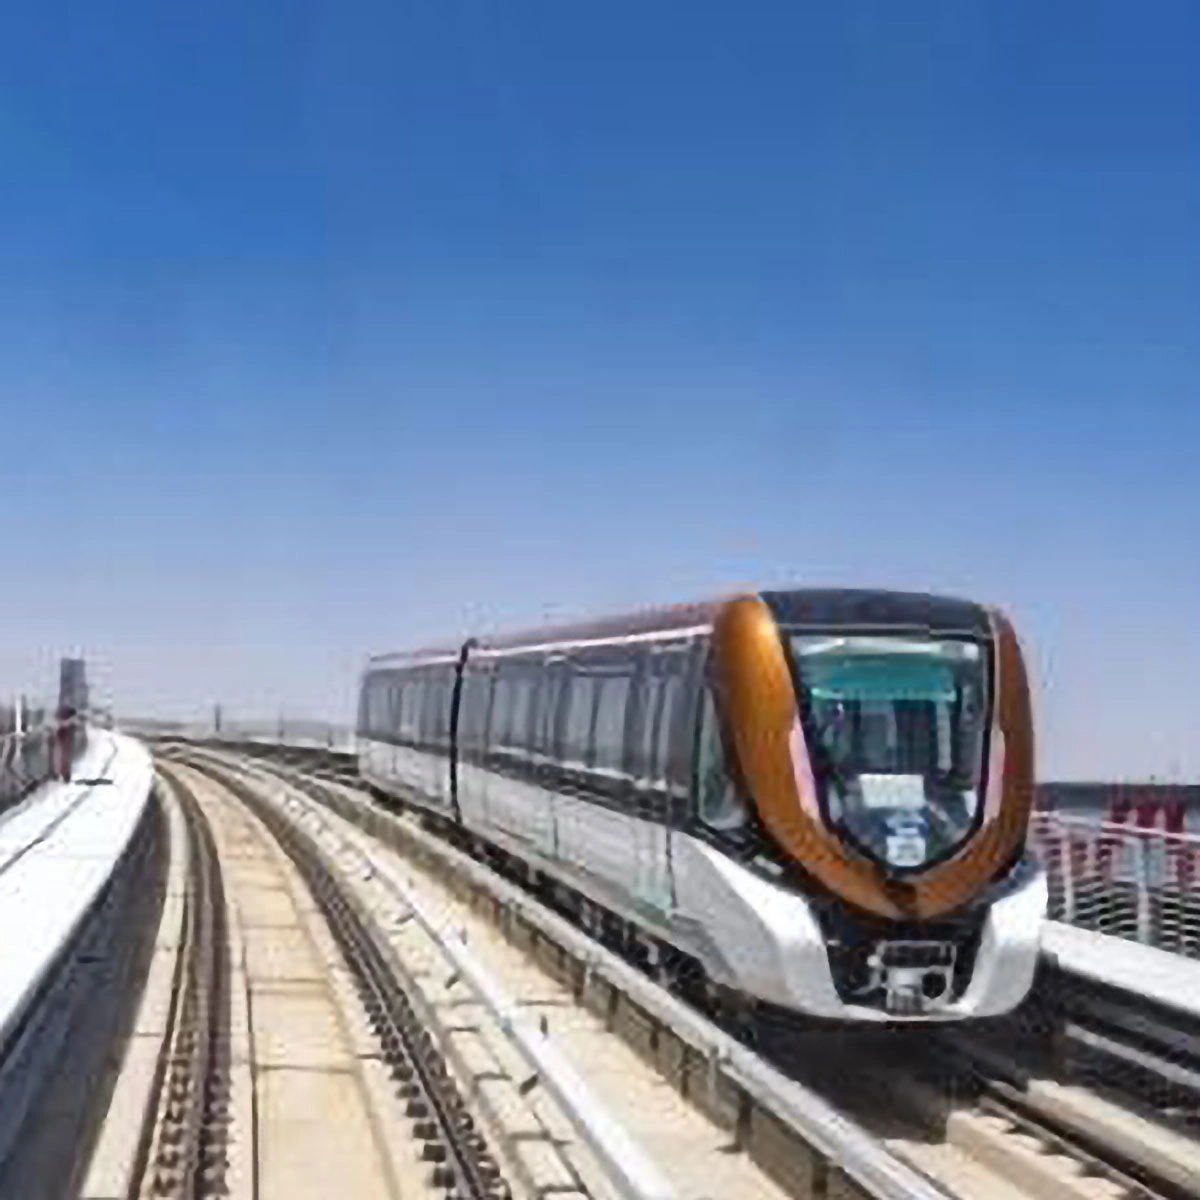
left=695, top=687, right=748, bottom=831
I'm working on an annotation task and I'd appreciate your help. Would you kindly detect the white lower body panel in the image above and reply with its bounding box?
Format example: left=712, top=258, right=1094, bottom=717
left=357, top=738, right=1045, bottom=1022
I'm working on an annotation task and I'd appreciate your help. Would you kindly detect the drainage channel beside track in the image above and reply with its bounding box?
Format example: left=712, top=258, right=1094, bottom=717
left=188, top=742, right=1200, bottom=1200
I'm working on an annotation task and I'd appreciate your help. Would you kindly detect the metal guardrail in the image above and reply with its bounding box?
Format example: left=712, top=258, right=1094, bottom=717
left=121, top=718, right=355, bottom=756
left=0, top=720, right=90, bottom=808
left=0, top=728, right=55, bottom=806
left=1031, top=812, right=1200, bottom=957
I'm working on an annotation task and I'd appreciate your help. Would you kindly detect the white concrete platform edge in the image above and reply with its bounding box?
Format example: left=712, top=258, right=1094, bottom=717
left=0, top=730, right=155, bottom=1054
left=1043, top=920, right=1200, bottom=1021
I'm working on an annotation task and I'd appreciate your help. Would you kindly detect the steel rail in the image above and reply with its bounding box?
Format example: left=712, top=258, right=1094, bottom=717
left=141, top=765, right=230, bottom=1200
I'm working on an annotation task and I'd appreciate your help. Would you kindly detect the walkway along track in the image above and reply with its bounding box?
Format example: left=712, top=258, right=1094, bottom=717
left=181, top=741, right=1200, bottom=1200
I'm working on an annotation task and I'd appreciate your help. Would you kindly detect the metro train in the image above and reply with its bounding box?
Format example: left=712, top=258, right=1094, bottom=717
left=356, top=589, right=1046, bottom=1023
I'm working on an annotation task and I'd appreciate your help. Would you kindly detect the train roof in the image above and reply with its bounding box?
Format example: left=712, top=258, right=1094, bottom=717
left=363, top=588, right=992, bottom=674
left=761, top=588, right=991, bottom=637
left=364, top=599, right=723, bottom=671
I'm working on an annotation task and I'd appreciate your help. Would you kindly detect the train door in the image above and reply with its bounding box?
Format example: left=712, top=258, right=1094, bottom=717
left=424, top=667, right=453, bottom=810
left=530, top=656, right=566, bottom=862
left=485, top=656, right=555, bottom=857
left=456, top=660, right=493, bottom=831
left=412, top=669, right=441, bottom=805
left=392, top=674, right=417, bottom=793
left=554, top=649, right=637, bottom=895
left=554, top=664, right=597, bottom=876
left=629, top=643, right=691, bottom=915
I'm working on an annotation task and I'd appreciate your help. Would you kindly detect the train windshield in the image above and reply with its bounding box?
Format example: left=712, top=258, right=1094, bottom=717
left=790, top=635, right=989, bottom=871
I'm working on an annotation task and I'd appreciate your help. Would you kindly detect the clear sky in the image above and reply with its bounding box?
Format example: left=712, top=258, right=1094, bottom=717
left=0, top=3, right=1196, bottom=779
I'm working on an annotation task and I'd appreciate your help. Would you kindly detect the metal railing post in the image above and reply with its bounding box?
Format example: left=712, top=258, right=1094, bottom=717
left=1058, top=831, right=1076, bottom=924
left=1135, top=837, right=1153, bottom=943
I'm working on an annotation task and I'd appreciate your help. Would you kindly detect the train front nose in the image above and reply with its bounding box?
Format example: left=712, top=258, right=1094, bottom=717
left=872, top=939, right=957, bottom=1014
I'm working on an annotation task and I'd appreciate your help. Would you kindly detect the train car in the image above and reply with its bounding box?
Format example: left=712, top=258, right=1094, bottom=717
left=357, top=590, right=1046, bottom=1022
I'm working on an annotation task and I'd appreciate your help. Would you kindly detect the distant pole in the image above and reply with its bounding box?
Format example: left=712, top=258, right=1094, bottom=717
left=214, top=703, right=223, bottom=736
left=277, top=710, right=285, bottom=743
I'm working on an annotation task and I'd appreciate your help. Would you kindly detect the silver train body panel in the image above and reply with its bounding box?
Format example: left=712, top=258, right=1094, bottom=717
left=359, top=737, right=1045, bottom=1022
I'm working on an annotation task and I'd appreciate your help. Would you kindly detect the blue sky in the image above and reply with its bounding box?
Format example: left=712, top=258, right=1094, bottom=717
left=0, top=2, right=1196, bottom=779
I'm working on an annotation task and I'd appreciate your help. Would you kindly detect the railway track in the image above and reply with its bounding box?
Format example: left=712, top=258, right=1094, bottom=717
left=135, top=771, right=230, bottom=1198
left=179, top=740, right=1200, bottom=1200
left=88, top=760, right=530, bottom=1200
left=226, top=772, right=510, bottom=1200
left=162, top=744, right=927, bottom=1200
left=768, top=1018, right=1200, bottom=1200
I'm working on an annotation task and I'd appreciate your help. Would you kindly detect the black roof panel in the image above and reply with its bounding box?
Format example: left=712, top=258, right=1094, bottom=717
left=760, top=588, right=991, bottom=637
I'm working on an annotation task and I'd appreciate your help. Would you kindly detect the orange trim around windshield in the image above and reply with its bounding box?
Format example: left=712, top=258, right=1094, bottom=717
left=711, top=596, right=1034, bottom=920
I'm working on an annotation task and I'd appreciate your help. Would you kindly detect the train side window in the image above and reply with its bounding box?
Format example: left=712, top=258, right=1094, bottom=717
left=632, top=669, right=662, bottom=780
left=374, top=680, right=385, bottom=737
left=492, top=661, right=531, bottom=754
left=656, top=672, right=682, bottom=784
left=507, top=667, right=534, bottom=753
left=363, top=676, right=380, bottom=734
left=419, top=676, right=433, bottom=742
left=695, top=687, right=748, bottom=830
left=524, top=662, right=544, bottom=753
left=445, top=669, right=457, bottom=743
left=424, top=672, right=439, bottom=744
left=415, top=672, right=432, bottom=743
left=457, top=671, right=474, bottom=751
left=430, top=668, right=451, bottom=745
left=373, top=676, right=387, bottom=735
left=413, top=677, right=426, bottom=741
left=397, top=678, right=414, bottom=740
left=428, top=670, right=447, bottom=744
left=534, top=661, right=564, bottom=758
left=398, top=681, right=412, bottom=734
left=390, top=679, right=401, bottom=738
left=593, top=674, right=632, bottom=774
left=562, top=669, right=597, bottom=766
left=480, top=668, right=497, bottom=752
left=426, top=672, right=439, bottom=743
left=648, top=649, right=689, bottom=784
left=367, top=677, right=378, bottom=735
left=460, top=668, right=489, bottom=753
left=491, top=672, right=510, bottom=749
left=415, top=676, right=429, bottom=739
left=660, top=645, right=700, bottom=804
left=388, top=680, right=401, bottom=738
left=473, top=670, right=493, bottom=752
